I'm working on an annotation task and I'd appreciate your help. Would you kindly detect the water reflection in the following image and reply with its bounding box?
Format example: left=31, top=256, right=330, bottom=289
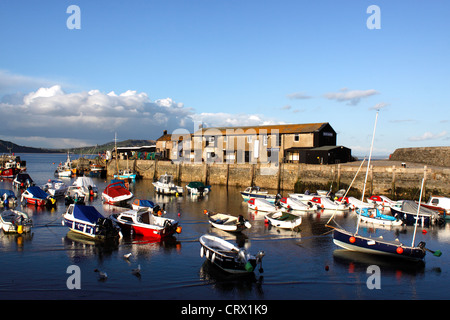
left=199, top=260, right=264, bottom=298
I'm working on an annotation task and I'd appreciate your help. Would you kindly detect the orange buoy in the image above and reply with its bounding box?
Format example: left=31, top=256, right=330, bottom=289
left=349, top=236, right=356, bottom=243
left=176, top=226, right=182, bottom=234
left=396, top=247, right=404, bottom=254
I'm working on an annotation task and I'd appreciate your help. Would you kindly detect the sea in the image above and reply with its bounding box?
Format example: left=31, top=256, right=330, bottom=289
left=0, top=153, right=449, bottom=304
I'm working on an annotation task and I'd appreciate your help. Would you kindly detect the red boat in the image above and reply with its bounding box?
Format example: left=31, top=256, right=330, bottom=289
left=109, top=209, right=181, bottom=239
left=0, top=155, right=26, bottom=178
left=101, top=181, right=133, bottom=206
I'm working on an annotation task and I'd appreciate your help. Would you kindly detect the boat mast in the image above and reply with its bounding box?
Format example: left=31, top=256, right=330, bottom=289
left=356, top=110, right=379, bottom=235
left=115, top=132, right=119, bottom=175
left=411, top=170, right=426, bottom=247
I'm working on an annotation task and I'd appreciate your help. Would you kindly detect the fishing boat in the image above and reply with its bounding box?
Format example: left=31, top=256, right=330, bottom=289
left=114, top=169, right=137, bottom=181
left=12, top=173, right=34, bottom=189
left=42, top=179, right=68, bottom=197
left=240, top=186, right=277, bottom=202
left=0, top=209, right=32, bottom=234
left=264, top=211, right=302, bottom=229
left=55, top=152, right=75, bottom=177
left=109, top=208, right=181, bottom=239
left=152, top=173, right=183, bottom=195
left=62, top=204, right=122, bottom=240
left=390, top=200, right=444, bottom=227
left=0, top=189, right=17, bottom=208
left=356, top=207, right=403, bottom=227
left=21, top=186, right=56, bottom=207
left=278, top=196, right=318, bottom=212
left=421, top=196, right=450, bottom=216
left=102, top=181, right=133, bottom=206
left=204, top=210, right=251, bottom=232
left=186, top=181, right=211, bottom=195
left=247, top=197, right=278, bottom=212
left=0, top=154, right=26, bottom=178
left=89, top=163, right=105, bottom=177
left=72, top=177, right=98, bottom=197
left=199, top=234, right=265, bottom=274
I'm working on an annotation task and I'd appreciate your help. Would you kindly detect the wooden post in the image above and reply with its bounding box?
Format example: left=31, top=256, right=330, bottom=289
left=391, top=165, right=396, bottom=199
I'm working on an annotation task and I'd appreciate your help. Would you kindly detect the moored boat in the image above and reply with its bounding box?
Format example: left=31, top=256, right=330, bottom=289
left=186, top=181, right=211, bottom=195
left=0, top=189, right=18, bottom=208
left=62, top=204, right=121, bottom=240
left=356, top=207, right=403, bottom=227
left=102, top=181, right=133, bottom=206
left=264, top=211, right=302, bottom=229
left=278, top=196, right=318, bottom=212
left=12, top=173, right=34, bottom=189
left=204, top=210, right=251, bottom=232
left=152, top=173, right=183, bottom=195
left=247, top=197, right=278, bottom=212
left=390, top=200, right=445, bottom=227
left=199, top=234, right=265, bottom=274
left=21, top=186, right=56, bottom=207
left=42, top=179, right=68, bottom=197
left=0, top=209, right=32, bottom=234
left=109, top=208, right=181, bottom=239
left=240, top=186, right=276, bottom=202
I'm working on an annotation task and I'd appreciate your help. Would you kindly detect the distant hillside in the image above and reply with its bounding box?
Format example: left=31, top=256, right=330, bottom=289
left=67, top=139, right=156, bottom=154
left=0, top=140, right=57, bottom=153
left=0, top=139, right=156, bottom=154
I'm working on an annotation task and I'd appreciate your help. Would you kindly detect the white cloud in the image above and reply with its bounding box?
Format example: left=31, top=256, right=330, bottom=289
left=369, top=102, right=389, bottom=111
left=0, top=85, right=195, bottom=148
left=191, top=112, right=283, bottom=128
left=286, top=92, right=311, bottom=100
left=408, top=131, right=448, bottom=142
left=324, top=88, right=379, bottom=105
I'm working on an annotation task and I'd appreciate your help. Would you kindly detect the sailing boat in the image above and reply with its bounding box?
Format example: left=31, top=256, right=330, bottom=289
left=112, top=133, right=137, bottom=181
left=329, top=111, right=440, bottom=262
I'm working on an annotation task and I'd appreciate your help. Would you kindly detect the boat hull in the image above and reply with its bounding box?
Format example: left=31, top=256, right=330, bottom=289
left=332, top=228, right=426, bottom=261
left=110, top=213, right=179, bottom=240
left=265, top=212, right=302, bottom=229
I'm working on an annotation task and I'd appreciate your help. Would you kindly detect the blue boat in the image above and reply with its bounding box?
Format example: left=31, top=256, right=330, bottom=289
left=62, top=204, right=122, bottom=240
left=21, top=186, right=56, bottom=207
left=0, top=189, right=17, bottom=208
left=356, top=207, right=403, bottom=226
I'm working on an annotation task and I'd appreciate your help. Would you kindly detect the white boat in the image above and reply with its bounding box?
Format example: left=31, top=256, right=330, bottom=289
left=247, top=197, right=278, bottom=212
left=152, top=173, right=183, bottom=195
left=0, top=189, right=18, bottom=208
left=343, top=196, right=376, bottom=210
left=72, top=177, right=98, bottom=197
left=368, top=195, right=396, bottom=208
left=264, top=211, right=302, bottom=229
left=42, top=179, right=68, bottom=197
left=424, top=196, right=450, bottom=215
left=356, top=207, right=403, bottom=227
left=186, top=181, right=211, bottom=195
left=0, top=209, right=32, bottom=234
left=204, top=211, right=251, bottom=232
left=64, top=186, right=86, bottom=205
left=278, top=196, right=318, bottom=212
left=240, top=186, right=276, bottom=202
left=310, top=196, right=349, bottom=211
left=62, top=204, right=122, bottom=240
left=288, top=192, right=322, bottom=203
left=55, top=152, right=75, bottom=177
left=199, top=234, right=265, bottom=274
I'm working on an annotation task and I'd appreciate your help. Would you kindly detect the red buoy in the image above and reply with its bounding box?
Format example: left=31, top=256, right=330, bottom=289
left=396, top=247, right=404, bottom=254
left=349, top=236, right=356, bottom=243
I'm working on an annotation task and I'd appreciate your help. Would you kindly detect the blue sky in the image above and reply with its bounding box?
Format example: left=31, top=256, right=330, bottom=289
left=0, top=0, right=448, bottom=156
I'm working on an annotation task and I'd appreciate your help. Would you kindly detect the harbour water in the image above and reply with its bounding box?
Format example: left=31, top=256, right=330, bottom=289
left=0, top=153, right=449, bottom=300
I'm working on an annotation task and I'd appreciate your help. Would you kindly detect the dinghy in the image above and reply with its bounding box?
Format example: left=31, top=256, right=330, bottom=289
left=0, top=209, right=32, bottom=234
left=186, top=181, right=211, bottom=195
left=62, top=204, right=122, bottom=240
left=204, top=210, right=251, bottom=232
left=199, top=234, right=265, bottom=274
left=110, top=208, right=181, bottom=239
left=264, top=211, right=302, bottom=229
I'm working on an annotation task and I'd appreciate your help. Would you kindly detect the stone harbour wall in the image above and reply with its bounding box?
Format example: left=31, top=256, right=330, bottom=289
left=390, top=146, right=450, bottom=168
left=107, top=159, right=450, bottom=198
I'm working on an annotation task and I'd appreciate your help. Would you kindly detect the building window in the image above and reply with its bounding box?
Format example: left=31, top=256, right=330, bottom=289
left=247, top=135, right=252, bottom=143
left=262, top=135, right=268, bottom=146
left=294, top=134, right=299, bottom=142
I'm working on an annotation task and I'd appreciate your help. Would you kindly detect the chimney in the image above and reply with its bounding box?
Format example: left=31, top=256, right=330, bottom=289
left=163, top=130, right=167, bottom=135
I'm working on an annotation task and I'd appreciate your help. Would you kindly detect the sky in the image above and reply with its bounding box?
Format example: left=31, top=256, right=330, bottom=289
left=0, top=0, right=449, bottom=156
